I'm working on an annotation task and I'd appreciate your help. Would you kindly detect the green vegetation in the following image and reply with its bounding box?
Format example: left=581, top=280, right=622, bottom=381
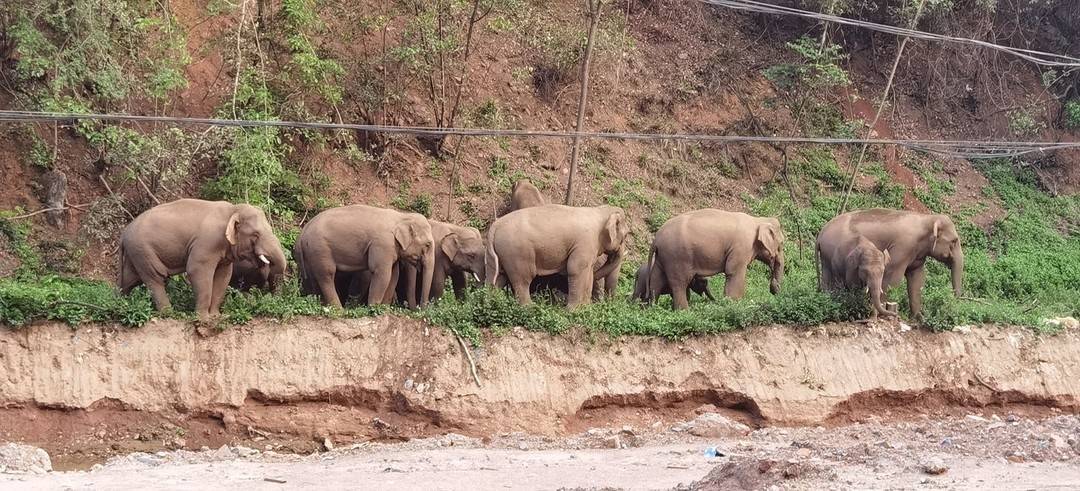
left=1065, top=99, right=1080, bottom=130
left=1007, top=107, right=1046, bottom=137
left=763, top=37, right=851, bottom=91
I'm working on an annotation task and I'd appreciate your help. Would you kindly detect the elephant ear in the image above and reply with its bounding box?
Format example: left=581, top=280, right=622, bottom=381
left=441, top=233, right=461, bottom=261
left=225, top=212, right=240, bottom=245
left=756, top=223, right=781, bottom=258
left=393, top=221, right=414, bottom=252
left=602, top=212, right=627, bottom=251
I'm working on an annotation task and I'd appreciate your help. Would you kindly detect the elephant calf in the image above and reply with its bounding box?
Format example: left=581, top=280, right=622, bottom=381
left=817, top=235, right=895, bottom=319
left=395, top=220, right=486, bottom=305
left=648, top=209, right=784, bottom=310
left=631, top=262, right=714, bottom=304
left=119, top=199, right=287, bottom=322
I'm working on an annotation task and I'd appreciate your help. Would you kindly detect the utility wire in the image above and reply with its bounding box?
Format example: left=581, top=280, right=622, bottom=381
left=1, top=110, right=1076, bottom=160
left=699, top=0, right=1080, bottom=68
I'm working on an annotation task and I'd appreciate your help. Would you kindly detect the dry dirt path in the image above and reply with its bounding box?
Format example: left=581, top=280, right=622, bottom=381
left=5, top=413, right=1080, bottom=490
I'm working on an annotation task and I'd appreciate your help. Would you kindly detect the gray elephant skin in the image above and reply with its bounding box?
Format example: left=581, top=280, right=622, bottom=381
left=631, top=262, right=715, bottom=303
left=816, top=208, right=963, bottom=319
left=119, top=199, right=286, bottom=321
left=485, top=204, right=630, bottom=307
left=817, top=234, right=895, bottom=319
left=648, top=209, right=784, bottom=310
left=295, top=205, right=435, bottom=308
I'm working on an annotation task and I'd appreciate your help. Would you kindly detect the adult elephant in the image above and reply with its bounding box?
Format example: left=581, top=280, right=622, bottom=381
left=295, top=205, right=435, bottom=309
left=395, top=220, right=486, bottom=305
left=485, top=204, right=630, bottom=307
left=509, top=179, right=547, bottom=211
left=648, top=209, right=784, bottom=310
left=118, top=199, right=287, bottom=322
left=816, top=208, right=963, bottom=320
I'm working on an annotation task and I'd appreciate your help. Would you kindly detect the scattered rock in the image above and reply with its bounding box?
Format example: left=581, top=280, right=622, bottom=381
left=0, top=443, right=52, bottom=474
left=234, top=446, right=259, bottom=457
left=602, top=435, right=622, bottom=449
left=1006, top=451, right=1027, bottom=463
left=965, top=414, right=989, bottom=423
left=953, top=325, right=974, bottom=334
left=795, top=448, right=812, bottom=459
left=1050, top=434, right=1069, bottom=449
left=674, top=413, right=751, bottom=438
left=323, top=438, right=334, bottom=451
left=920, top=457, right=948, bottom=475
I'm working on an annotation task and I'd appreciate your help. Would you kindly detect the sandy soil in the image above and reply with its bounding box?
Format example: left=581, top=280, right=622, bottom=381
left=4, top=412, right=1080, bottom=490
left=3, top=318, right=1080, bottom=471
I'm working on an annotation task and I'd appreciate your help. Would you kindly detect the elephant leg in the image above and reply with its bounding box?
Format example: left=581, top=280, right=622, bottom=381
left=119, top=255, right=142, bottom=294
left=144, top=276, right=171, bottom=313
left=723, top=259, right=749, bottom=299
left=449, top=271, right=466, bottom=301
left=668, top=273, right=692, bottom=310
left=187, top=263, right=216, bottom=322
left=314, top=263, right=343, bottom=309
left=906, top=265, right=926, bottom=321
left=567, top=264, right=595, bottom=309
left=367, top=264, right=394, bottom=306
left=430, top=268, right=449, bottom=302
left=209, top=262, right=233, bottom=316
left=507, top=268, right=534, bottom=305
left=385, top=263, right=401, bottom=305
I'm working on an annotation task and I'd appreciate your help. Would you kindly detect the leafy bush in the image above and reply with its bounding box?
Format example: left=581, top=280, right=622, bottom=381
left=1065, top=99, right=1080, bottom=130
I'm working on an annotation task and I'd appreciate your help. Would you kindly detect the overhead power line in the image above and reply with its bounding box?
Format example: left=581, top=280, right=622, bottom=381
left=1, top=110, right=1077, bottom=159
left=699, top=0, right=1080, bottom=68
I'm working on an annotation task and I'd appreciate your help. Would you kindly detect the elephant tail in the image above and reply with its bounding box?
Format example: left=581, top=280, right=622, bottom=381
left=117, top=242, right=126, bottom=290
left=293, top=241, right=309, bottom=293
left=483, top=226, right=499, bottom=286
left=644, top=245, right=657, bottom=303
left=814, top=242, right=822, bottom=292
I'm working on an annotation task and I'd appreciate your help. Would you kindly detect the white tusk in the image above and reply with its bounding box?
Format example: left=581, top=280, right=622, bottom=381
left=472, top=273, right=480, bottom=282
left=259, top=254, right=270, bottom=265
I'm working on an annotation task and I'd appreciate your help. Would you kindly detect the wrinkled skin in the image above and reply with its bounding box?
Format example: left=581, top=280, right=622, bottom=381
left=485, top=204, right=630, bottom=308
left=119, top=199, right=287, bottom=322
left=648, top=209, right=784, bottom=310
left=631, top=262, right=714, bottom=303
left=395, top=221, right=486, bottom=305
left=817, top=235, right=894, bottom=319
left=817, top=208, right=963, bottom=320
left=509, top=179, right=547, bottom=211
left=295, top=205, right=435, bottom=309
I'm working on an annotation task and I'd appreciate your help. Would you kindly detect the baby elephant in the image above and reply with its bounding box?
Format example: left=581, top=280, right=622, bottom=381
left=631, top=263, right=715, bottom=303
left=819, top=236, right=896, bottom=319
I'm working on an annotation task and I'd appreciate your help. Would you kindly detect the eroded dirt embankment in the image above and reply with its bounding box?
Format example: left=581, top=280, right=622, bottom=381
left=1, top=318, right=1078, bottom=468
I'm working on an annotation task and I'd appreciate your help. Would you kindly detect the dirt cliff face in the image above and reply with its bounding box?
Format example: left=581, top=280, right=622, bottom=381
left=2, top=319, right=1078, bottom=466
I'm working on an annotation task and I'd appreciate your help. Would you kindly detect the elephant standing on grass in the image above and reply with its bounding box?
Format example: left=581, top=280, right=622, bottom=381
left=395, top=220, right=486, bottom=305
left=648, top=209, right=784, bottom=310
left=485, top=204, right=630, bottom=308
left=295, top=205, right=435, bottom=309
left=816, top=235, right=895, bottom=319
left=229, top=255, right=285, bottom=292
left=631, top=262, right=714, bottom=303
left=119, top=199, right=287, bottom=322
left=816, top=209, right=963, bottom=320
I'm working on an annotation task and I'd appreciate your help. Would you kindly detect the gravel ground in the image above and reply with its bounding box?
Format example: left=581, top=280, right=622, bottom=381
left=4, top=411, right=1080, bottom=490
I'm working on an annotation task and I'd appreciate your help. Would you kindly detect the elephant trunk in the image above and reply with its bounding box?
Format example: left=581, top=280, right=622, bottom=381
left=419, top=246, right=435, bottom=307
left=950, top=247, right=964, bottom=298
left=867, top=272, right=887, bottom=318
left=769, top=252, right=785, bottom=295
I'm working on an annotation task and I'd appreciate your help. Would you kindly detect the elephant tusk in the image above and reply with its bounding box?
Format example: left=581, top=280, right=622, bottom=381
left=259, top=254, right=271, bottom=265
left=472, top=272, right=480, bottom=282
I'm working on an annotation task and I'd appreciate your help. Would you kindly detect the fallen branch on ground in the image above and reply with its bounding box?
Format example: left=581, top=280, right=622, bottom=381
left=455, top=333, right=482, bottom=388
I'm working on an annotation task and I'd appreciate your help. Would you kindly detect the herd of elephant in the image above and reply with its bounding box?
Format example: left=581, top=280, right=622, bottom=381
left=117, top=180, right=964, bottom=323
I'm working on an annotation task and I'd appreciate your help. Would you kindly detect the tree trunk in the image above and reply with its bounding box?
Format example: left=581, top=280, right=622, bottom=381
left=564, top=0, right=601, bottom=206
